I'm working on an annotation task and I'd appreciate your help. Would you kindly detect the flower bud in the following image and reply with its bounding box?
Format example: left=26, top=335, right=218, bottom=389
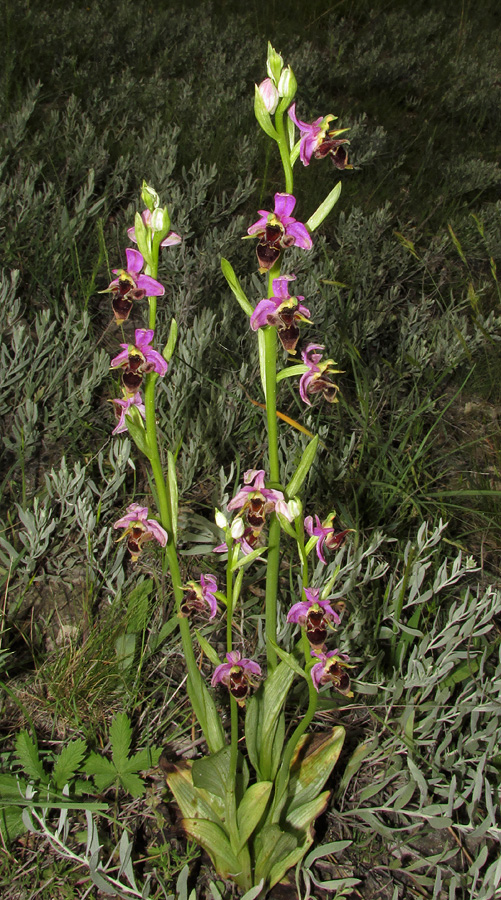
left=258, top=77, right=279, bottom=114
left=278, top=66, right=297, bottom=103
left=287, top=497, right=302, bottom=520
left=230, top=517, right=245, bottom=539
left=215, top=508, right=228, bottom=529
left=141, top=181, right=160, bottom=212
left=266, top=42, right=283, bottom=85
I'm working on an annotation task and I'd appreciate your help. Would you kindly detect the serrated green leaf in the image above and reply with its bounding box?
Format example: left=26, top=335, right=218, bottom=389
left=15, top=731, right=45, bottom=782
left=119, top=773, right=146, bottom=798
left=84, top=753, right=116, bottom=778
left=52, top=739, right=88, bottom=790
left=110, top=713, right=132, bottom=771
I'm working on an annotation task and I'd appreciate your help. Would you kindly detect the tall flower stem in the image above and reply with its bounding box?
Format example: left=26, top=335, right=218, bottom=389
left=142, top=261, right=211, bottom=744
left=275, top=106, right=293, bottom=195
left=263, top=263, right=282, bottom=670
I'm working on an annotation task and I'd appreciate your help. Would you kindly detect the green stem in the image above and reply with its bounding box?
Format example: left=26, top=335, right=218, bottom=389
left=275, top=107, right=293, bottom=195
left=274, top=666, right=318, bottom=809
left=263, top=265, right=282, bottom=670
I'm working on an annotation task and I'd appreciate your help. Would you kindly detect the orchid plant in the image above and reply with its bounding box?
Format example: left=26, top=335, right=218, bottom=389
left=103, top=43, right=355, bottom=895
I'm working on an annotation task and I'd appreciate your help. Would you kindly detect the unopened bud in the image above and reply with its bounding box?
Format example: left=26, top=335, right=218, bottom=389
left=278, top=66, right=297, bottom=103
left=258, top=78, right=279, bottom=114
left=288, top=497, right=302, bottom=520
left=266, top=42, right=284, bottom=85
left=141, top=182, right=160, bottom=212
left=215, top=508, right=228, bottom=529
left=230, top=517, right=245, bottom=539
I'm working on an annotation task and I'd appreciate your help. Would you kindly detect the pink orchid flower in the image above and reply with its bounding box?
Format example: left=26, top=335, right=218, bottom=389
left=228, top=469, right=292, bottom=528
left=110, top=392, right=146, bottom=435
left=310, top=648, right=353, bottom=696
left=304, top=513, right=351, bottom=564
left=211, top=651, right=262, bottom=706
left=111, top=328, right=168, bottom=393
left=247, top=193, right=312, bottom=273
left=106, top=249, right=165, bottom=323
left=250, top=274, right=311, bottom=354
left=299, top=344, right=343, bottom=406
left=113, top=503, right=168, bottom=562
left=288, top=103, right=351, bottom=169
left=180, top=574, right=218, bottom=619
left=287, top=586, right=341, bottom=648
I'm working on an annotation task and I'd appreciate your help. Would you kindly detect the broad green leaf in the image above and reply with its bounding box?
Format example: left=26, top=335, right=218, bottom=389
left=268, top=836, right=312, bottom=890
left=287, top=727, right=345, bottom=812
left=166, top=764, right=225, bottom=828
left=247, top=663, right=295, bottom=781
left=192, top=748, right=232, bottom=800
left=182, top=817, right=242, bottom=881
left=115, top=633, right=136, bottom=671
left=254, top=825, right=297, bottom=883
left=276, top=512, right=297, bottom=540
left=221, top=259, right=254, bottom=316
left=268, top=639, right=307, bottom=680
left=305, top=182, right=342, bottom=233
left=285, top=790, right=329, bottom=831
left=244, top=695, right=260, bottom=775
left=110, top=713, right=132, bottom=771
left=285, top=436, right=319, bottom=499
left=187, top=674, right=226, bottom=754
left=52, top=739, right=88, bottom=790
left=126, top=578, right=154, bottom=633
left=148, top=615, right=179, bottom=653
left=236, top=781, right=273, bottom=850
left=15, top=732, right=45, bottom=782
